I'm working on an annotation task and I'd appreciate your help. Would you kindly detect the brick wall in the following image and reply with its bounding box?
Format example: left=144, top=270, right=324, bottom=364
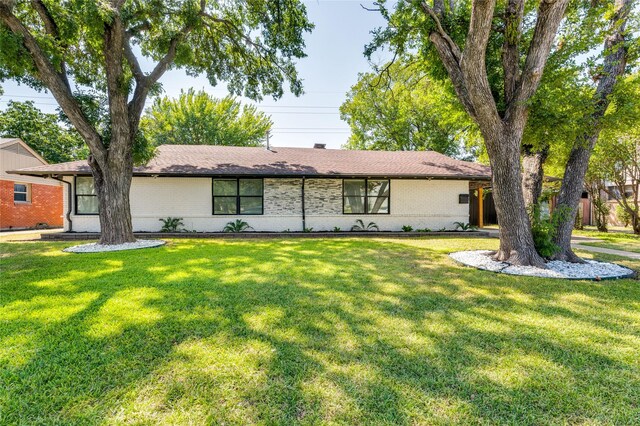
left=0, top=180, right=63, bottom=229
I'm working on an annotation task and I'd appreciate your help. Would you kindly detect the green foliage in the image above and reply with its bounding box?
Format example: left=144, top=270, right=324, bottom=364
left=223, top=220, right=253, bottom=233
left=303, top=227, right=314, bottom=233
left=0, top=0, right=312, bottom=174
left=0, top=101, right=87, bottom=163
left=454, top=222, right=477, bottom=231
left=332, top=227, right=342, bottom=232
left=142, top=90, right=272, bottom=147
left=0, top=1, right=313, bottom=100
left=530, top=204, right=570, bottom=258
left=340, top=58, right=481, bottom=158
left=351, top=220, right=379, bottom=232
left=401, top=225, right=413, bottom=232
left=617, top=204, right=632, bottom=228
left=159, top=217, right=185, bottom=233
left=56, top=93, right=156, bottom=166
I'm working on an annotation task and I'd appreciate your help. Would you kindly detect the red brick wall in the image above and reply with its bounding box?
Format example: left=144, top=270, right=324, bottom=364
left=0, top=180, right=63, bottom=229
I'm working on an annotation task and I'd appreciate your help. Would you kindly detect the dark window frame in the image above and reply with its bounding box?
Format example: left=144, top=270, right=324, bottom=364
left=212, top=178, right=264, bottom=215
left=13, top=183, right=30, bottom=203
left=342, top=178, right=391, bottom=215
left=74, top=176, right=99, bottom=215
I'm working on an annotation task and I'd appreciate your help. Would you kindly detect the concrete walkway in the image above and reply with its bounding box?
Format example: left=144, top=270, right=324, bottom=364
left=481, top=228, right=640, bottom=260
left=0, top=228, right=63, bottom=242
left=571, top=244, right=640, bottom=260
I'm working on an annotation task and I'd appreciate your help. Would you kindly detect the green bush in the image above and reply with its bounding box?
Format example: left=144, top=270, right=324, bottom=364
left=616, top=204, right=632, bottom=227
left=159, top=217, right=184, bottom=232
left=351, top=220, right=379, bottom=231
left=223, top=220, right=253, bottom=233
left=401, top=225, right=413, bottom=232
left=529, top=204, right=569, bottom=259
left=454, top=222, right=477, bottom=231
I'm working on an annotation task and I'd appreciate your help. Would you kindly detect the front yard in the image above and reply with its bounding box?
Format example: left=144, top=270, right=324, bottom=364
left=1, top=237, right=639, bottom=424
left=575, top=231, right=640, bottom=254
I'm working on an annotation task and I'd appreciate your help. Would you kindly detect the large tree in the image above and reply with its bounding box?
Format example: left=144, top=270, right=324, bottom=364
left=142, top=89, right=272, bottom=147
left=0, top=100, right=87, bottom=163
left=0, top=0, right=312, bottom=244
left=340, top=58, right=480, bottom=158
left=370, top=0, right=573, bottom=266
left=551, top=0, right=635, bottom=260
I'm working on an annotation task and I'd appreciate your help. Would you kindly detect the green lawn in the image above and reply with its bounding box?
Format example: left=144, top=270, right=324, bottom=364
left=574, top=230, right=640, bottom=253
left=1, top=237, right=639, bottom=425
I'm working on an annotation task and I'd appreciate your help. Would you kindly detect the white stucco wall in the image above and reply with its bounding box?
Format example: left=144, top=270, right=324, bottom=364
left=63, top=176, right=471, bottom=232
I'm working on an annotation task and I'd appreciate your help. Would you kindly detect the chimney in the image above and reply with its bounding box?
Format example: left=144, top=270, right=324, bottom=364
left=313, top=143, right=326, bottom=149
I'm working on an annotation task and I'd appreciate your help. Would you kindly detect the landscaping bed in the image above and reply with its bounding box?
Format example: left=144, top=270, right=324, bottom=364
left=41, top=230, right=490, bottom=240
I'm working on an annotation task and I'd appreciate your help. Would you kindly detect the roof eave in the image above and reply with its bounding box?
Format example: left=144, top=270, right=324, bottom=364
left=8, top=169, right=491, bottom=180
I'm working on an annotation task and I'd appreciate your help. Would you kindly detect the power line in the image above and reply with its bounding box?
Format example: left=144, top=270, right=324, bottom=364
left=1, top=94, right=343, bottom=110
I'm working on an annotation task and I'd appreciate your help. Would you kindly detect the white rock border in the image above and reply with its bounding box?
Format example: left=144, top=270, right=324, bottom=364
left=63, top=239, right=166, bottom=253
left=450, top=250, right=635, bottom=280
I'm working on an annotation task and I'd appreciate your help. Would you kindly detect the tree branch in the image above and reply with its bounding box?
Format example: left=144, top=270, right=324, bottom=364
left=458, top=0, right=501, bottom=127
left=502, top=0, right=525, bottom=105
left=428, top=32, right=477, bottom=120
left=420, top=2, right=461, bottom=61
left=30, top=0, right=71, bottom=90
left=0, top=3, right=105, bottom=162
left=506, top=0, right=571, bottom=122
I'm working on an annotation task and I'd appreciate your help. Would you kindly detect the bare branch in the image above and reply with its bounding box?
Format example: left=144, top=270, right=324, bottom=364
left=360, top=4, right=382, bottom=12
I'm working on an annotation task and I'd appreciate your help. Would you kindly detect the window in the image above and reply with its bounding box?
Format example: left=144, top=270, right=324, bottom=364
left=14, top=183, right=30, bottom=202
left=75, top=176, right=99, bottom=215
left=343, top=179, right=390, bottom=214
left=213, top=178, right=263, bottom=215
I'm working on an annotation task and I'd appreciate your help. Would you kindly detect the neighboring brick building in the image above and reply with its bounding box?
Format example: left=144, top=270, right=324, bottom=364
left=0, top=138, right=63, bottom=230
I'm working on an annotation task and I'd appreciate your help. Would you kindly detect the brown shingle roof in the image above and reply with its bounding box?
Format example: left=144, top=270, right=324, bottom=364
left=10, top=145, right=491, bottom=179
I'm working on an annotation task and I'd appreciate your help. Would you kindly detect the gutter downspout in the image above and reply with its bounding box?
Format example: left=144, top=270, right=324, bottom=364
left=51, top=175, right=73, bottom=232
left=301, top=176, right=306, bottom=231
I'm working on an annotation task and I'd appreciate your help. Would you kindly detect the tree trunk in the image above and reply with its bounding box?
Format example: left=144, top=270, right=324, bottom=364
left=89, top=140, right=136, bottom=245
left=552, top=0, right=633, bottom=261
left=633, top=214, right=640, bottom=235
left=487, top=130, right=546, bottom=267
left=522, top=144, right=549, bottom=209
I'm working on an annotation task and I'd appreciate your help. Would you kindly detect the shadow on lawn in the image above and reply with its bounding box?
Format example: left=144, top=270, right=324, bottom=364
left=1, top=238, right=639, bottom=424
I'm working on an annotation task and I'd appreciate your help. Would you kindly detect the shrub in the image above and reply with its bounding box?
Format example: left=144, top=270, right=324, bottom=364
left=616, top=204, right=632, bottom=227
left=529, top=204, right=570, bottom=258
left=593, top=197, right=610, bottom=232
left=223, top=220, right=253, bottom=233
left=159, top=217, right=184, bottom=232
left=401, top=225, right=413, bottom=232
left=332, top=226, right=342, bottom=232
left=351, top=220, right=379, bottom=231
left=303, top=227, right=314, bottom=233
left=454, top=222, right=477, bottom=231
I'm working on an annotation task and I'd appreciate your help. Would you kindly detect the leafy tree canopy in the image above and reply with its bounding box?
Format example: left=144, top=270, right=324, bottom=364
left=0, top=100, right=87, bottom=163
left=142, top=89, right=272, bottom=147
left=366, top=0, right=619, bottom=116
left=340, top=58, right=482, bottom=159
